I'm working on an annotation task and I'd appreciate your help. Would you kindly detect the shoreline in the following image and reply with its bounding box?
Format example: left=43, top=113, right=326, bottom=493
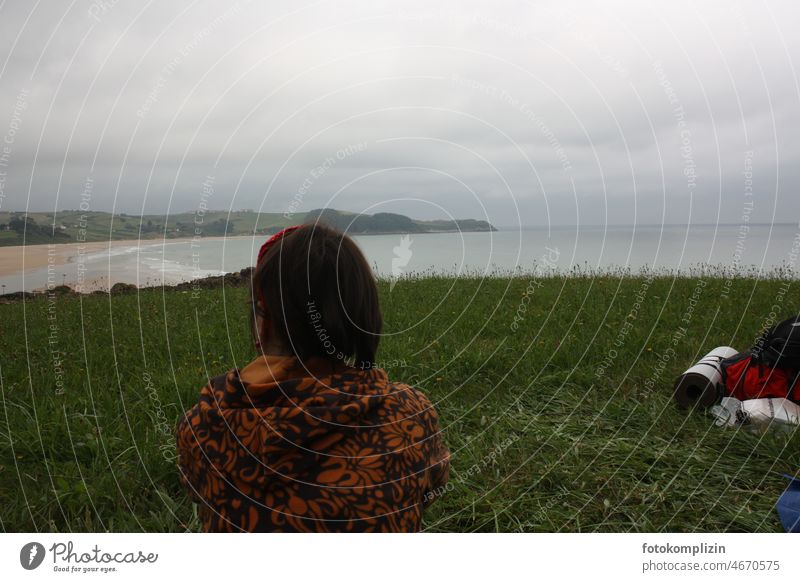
left=0, top=227, right=499, bottom=250
left=0, top=227, right=796, bottom=298
left=0, top=230, right=498, bottom=279
left=0, top=239, right=149, bottom=278
left=0, top=235, right=251, bottom=279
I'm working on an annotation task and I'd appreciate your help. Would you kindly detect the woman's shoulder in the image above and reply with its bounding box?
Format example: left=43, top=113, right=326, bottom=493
left=382, top=379, right=441, bottom=419
left=192, top=368, right=252, bottom=411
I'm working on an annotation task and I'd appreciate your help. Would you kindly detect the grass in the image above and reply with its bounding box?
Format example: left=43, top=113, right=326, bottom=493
left=1, top=274, right=799, bottom=532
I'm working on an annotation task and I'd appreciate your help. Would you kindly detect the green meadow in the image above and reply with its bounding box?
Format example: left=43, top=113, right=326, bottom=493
left=1, top=275, right=798, bottom=532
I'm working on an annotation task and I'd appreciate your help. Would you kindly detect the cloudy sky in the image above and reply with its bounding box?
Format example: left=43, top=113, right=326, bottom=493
left=0, top=0, right=797, bottom=227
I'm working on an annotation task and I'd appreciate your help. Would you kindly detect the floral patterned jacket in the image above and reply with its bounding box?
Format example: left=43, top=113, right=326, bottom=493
left=176, top=354, right=450, bottom=532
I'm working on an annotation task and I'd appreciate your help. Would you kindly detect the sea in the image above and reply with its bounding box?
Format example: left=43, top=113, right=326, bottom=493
left=2, top=223, right=799, bottom=294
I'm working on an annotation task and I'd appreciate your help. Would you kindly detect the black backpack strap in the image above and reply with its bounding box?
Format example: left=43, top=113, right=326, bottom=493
left=752, top=326, right=775, bottom=366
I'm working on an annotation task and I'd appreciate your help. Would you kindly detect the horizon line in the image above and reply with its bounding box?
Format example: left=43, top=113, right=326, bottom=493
left=1, top=209, right=796, bottom=230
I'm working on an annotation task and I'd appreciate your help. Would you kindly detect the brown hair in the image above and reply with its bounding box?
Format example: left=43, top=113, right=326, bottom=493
left=250, top=223, right=382, bottom=366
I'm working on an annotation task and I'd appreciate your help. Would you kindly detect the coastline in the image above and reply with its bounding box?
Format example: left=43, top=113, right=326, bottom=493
left=0, top=235, right=249, bottom=278
left=0, top=239, right=148, bottom=278
left=0, top=224, right=796, bottom=299
left=0, top=229, right=498, bottom=279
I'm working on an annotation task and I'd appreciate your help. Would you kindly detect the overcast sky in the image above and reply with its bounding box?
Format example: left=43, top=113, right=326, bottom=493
left=0, top=0, right=797, bottom=227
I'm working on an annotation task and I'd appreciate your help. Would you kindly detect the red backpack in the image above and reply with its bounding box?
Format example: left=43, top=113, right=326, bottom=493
left=721, top=316, right=800, bottom=403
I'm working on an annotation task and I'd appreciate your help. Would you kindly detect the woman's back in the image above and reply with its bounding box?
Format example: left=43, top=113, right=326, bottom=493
left=177, top=354, right=449, bottom=532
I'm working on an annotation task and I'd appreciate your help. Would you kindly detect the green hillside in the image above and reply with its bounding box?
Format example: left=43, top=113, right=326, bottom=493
left=1, top=275, right=797, bottom=531
left=303, top=208, right=497, bottom=234
left=0, top=209, right=496, bottom=247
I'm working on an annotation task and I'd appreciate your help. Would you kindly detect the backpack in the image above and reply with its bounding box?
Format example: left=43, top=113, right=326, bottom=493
left=752, top=315, right=800, bottom=369
left=721, top=316, right=800, bottom=403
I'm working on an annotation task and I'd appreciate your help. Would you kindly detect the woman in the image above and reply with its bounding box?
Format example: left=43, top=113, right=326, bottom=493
left=175, top=223, right=450, bottom=532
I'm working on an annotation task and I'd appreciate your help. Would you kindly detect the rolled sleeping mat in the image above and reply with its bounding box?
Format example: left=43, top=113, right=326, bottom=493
left=673, top=346, right=739, bottom=408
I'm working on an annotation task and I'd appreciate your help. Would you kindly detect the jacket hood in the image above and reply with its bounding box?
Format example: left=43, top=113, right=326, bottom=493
left=200, top=354, right=411, bottom=458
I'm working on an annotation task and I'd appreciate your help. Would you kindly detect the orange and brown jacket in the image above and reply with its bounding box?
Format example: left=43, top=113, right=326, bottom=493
left=175, top=355, right=450, bottom=532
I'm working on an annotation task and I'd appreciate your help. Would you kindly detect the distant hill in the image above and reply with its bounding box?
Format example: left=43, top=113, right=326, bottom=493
left=303, top=208, right=497, bottom=234
left=0, top=210, right=296, bottom=247
left=0, top=209, right=496, bottom=247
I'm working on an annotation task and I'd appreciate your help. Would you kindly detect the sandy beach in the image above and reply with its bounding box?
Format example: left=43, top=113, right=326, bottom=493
left=0, top=235, right=257, bottom=293
left=0, top=238, right=190, bottom=278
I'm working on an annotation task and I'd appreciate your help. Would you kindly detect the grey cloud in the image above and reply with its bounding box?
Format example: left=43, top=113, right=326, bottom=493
left=0, top=0, right=798, bottom=227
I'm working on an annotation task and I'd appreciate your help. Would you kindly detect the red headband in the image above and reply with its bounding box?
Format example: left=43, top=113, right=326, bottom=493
left=254, top=225, right=300, bottom=324
left=257, top=225, right=301, bottom=265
